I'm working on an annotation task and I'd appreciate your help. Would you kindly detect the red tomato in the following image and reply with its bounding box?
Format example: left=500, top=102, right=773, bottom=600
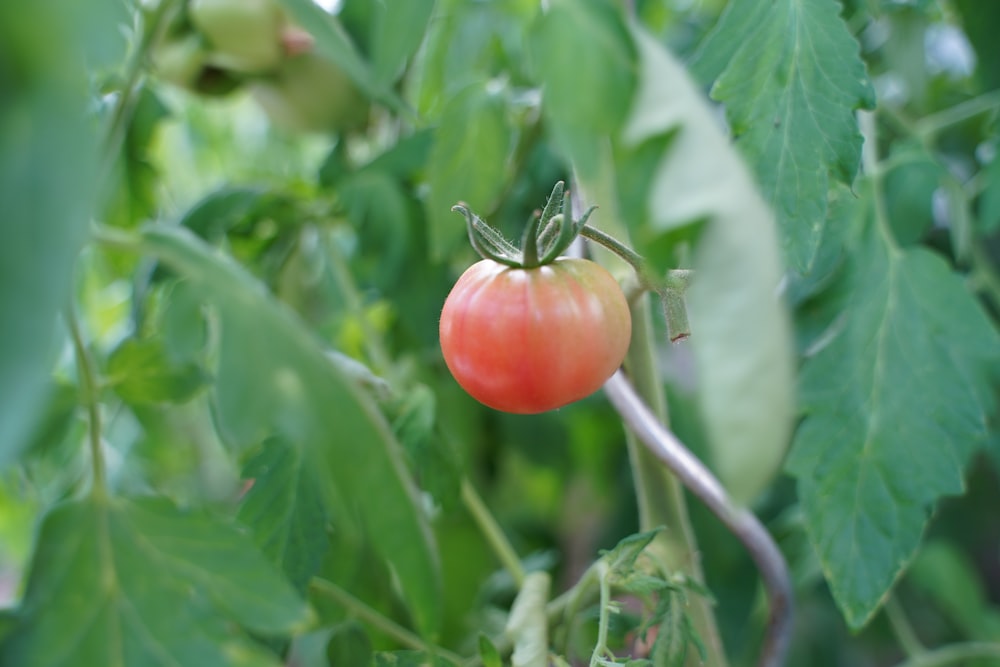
left=440, top=258, right=632, bottom=414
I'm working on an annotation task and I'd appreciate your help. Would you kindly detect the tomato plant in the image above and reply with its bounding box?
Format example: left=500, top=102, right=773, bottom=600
left=440, top=257, right=631, bottom=414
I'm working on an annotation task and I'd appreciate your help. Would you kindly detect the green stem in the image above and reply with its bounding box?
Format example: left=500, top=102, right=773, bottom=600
left=588, top=561, right=613, bottom=667
left=461, top=479, right=526, bottom=588
left=67, top=307, right=107, bottom=497
left=916, top=89, right=1000, bottom=140
left=860, top=110, right=902, bottom=255
left=99, top=0, right=180, bottom=190
left=580, top=224, right=651, bottom=285
left=884, top=597, right=926, bottom=658
left=310, top=578, right=467, bottom=665
left=891, top=642, right=1000, bottom=667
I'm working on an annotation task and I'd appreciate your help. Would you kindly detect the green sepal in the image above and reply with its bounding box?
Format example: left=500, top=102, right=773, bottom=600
left=451, top=204, right=522, bottom=268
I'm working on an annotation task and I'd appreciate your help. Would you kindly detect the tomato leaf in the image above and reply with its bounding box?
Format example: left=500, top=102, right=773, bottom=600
left=1, top=496, right=311, bottom=666
left=107, top=336, right=209, bottom=405
left=370, top=0, right=435, bottom=87
left=786, top=208, right=1000, bottom=628
left=619, top=25, right=796, bottom=505
left=0, top=1, right=96, bottom=465
left=237, top=437, right=330, bottom=593
left=979, top=152, right=1000, bottom=234
left=427, top=85, right=515, bottom=258
left=138, top=225, right=442, bottom=637
left=529, top=0, right=636, bottom=179
left=690, top=0, right=875, bottom=271
left=505, top=571, right=550, bottom=667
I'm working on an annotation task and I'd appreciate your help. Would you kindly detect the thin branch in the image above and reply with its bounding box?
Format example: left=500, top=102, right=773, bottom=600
left=461, top=479, right=527, bottom=588
left=891, top=642, right=1000, bottom=667
left=67, top=307, right=107, bottom=497
left=602, top=371, right=794, bottom=667
left=884, top=596, right=926, bottom=658
left=310, top=578, right=467, bottom=665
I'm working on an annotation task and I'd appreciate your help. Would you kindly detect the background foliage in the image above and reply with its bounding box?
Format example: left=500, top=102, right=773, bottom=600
left=2, top=0, right=1000, bottom=665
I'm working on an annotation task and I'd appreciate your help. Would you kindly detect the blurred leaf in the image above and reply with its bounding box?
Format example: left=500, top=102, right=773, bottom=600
left=238, top=438, right=330, bottom=593
left=107, top=336, right=209, bottom=405
left=20, top=380, right=79, bottom=458
left=908, top=540, right=1000, bottom=642
left=478, top=635, right=502, bottom=667
left=979, top=153, right=1000, bottom=234
left=427, top=85, right=514, bottom=258
left=340, top=169, right=412, bottom=287
left=786, top=207, right=1000, bottom=628
left=690, top=0, right=875, bottom=271
left=529, top=0, right=636, bottom=179
left=160, top=279, right=209, bottom=363
left=953, top=0, right=1000, bottom=90
left=600, top=528, right=662, bottom=573
left=884, top=142, right=944, bottom=245
left=617, top=25, right=796, bottom=505
left=505, top=571, right=550, bottom=667
left=138, top=225, right=442, bottom=636
left=276, top=0, right=405, bottom=113
left=0, top=1, right=97, bottom=465
left=392, top=385, right=462, bottom=510
left=1, top=496, right=311, bottom=666
left=325, top=623, right=373, bottom=667
left=178, top=186, right=275, bottom=243
left=370, top=0, right=435, bottom=86
left=373, top=652, right=458, bottom=667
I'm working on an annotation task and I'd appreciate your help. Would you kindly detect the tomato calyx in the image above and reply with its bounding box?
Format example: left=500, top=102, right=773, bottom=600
left=451, top=181, right=596, bottom=269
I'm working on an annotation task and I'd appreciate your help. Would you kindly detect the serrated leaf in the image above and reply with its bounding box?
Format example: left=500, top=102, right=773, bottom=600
left=107, top=336, right=208, bottom=405
left=690, top=0, right=875, bottom=271
left=0, top=1, right=96, bottom=465
left=138, top=225, right=442, bottom=637
left=370, top=0, right=435, bottom=86
left=238, top=438, right=330, bottom=592
left=427, top=85, right=514, bottom=258
left=786, top=211, right=1000, bottom=628
left=1, top=495, right=311, bottom=667
left=529, top=0, right=636, bottom=179
left=620, top=25, right=796, bottom=505
left=600, top=529, right=661, bottom=574
left=505, top=571, right=550, bottom=667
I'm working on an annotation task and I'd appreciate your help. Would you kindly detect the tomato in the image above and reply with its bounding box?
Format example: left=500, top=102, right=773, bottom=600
left=440, top=258, right=632, bottom=414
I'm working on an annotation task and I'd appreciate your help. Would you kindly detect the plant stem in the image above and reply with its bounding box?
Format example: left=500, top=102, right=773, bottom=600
left=579, top=224, right=649, bottom=280
left=461, top=479, right=526, bottom=588
left=588, top=561, right=613, bottom=667
left=602, top=371, right=793, bottom=667
left=891, top=642, right=1000, bottom=667
left=67, top=307, right=107, bottom=497
left=885, top=596, right=926, bottom=658
left=916, top=89, right=1000, bottom=140
left=99, top=0, right=180, bottom=191
left=860, top=110, right=902, bottom=255
left=310, top=578, right=467, bottom=665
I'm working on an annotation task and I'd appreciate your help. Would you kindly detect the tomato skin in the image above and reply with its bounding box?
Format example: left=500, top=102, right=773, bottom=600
left=440, top=258, right=632, bottom=414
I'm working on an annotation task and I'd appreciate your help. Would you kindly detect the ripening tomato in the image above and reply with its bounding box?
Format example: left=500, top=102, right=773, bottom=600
left=440, top=258, right=632, bottom=414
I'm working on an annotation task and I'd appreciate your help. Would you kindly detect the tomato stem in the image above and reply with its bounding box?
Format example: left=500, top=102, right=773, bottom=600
left=67, top=306, right=108, bottom=498
left=461, top=479, right=527, bottom=588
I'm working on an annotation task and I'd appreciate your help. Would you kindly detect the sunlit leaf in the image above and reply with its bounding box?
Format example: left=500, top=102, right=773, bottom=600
left=690, top=0, right=875, bottom=271
left=1, top=496, right=311, bottom=666
left=787, top=206, right=1000, bottom=628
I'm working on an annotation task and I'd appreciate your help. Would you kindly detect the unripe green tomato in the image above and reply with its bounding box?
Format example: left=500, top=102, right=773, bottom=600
left=250, top=52, right=368, bottom=133
left=151, top=32, right=208, bottom=89
left=189, top=0, right=285, bottom=73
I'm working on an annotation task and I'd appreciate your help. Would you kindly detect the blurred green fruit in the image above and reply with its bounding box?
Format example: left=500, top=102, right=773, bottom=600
left=189, top=0, right=285, bottom=73
left=250, top=52, right=368, bottom=133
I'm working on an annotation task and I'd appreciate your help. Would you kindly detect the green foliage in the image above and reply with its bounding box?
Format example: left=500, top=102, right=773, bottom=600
left=1, top=496, right=311, bottom=667
left=691, top=0, right=875, bottom=271
left=3, top=0, right=1000, bottom=666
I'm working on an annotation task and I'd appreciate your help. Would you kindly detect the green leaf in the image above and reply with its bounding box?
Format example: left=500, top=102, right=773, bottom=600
left=107, top=336, right=209, bottom=405
left=138, top=225, right=442, bottom=637
left=600, top=528, right=662, bottom=574
left=370, top=0, right=435, bottom=86
left=275, top=0, right=405, bottom=113
left=391, top=385, right=462, bottom=510
left=478, top=635, right=502, bottom=667
left=426, top=85, right=514, bottom=258
left=979, top=152, right=1000, bottom=234
left=0, top=1, right=97, bottom=465
left=786, top=212, right=1000, bottom=628
left=619, top=25, right=796, bottom=505
left=690, top=0, right=875, bottom=271
left=529, top=0, right=636, bottom=178
left=505, top=571, right=550, bottom=667
left=325, top=623, right=373, bottom=667
left=238, top=438, right=330, bottom=592
left=1, top=495, right=311, bottom=667
left=883, top=142, right=945, bottom=245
